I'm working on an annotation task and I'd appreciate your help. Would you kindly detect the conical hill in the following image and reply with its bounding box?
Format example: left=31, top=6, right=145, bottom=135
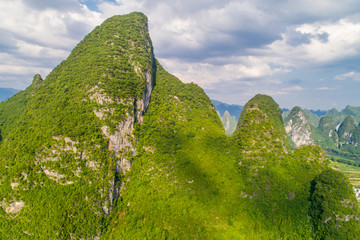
left=234, top=94, right=290, bottom=153
left=0, top=12, right=156, bottom=239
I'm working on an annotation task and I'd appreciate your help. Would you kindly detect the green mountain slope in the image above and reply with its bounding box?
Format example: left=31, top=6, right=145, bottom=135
left=231, top=97, right=332, bottom=238
left=0, top=74, right=43, bottom=141
left=0, top=12, right=155, bottom=239
left=342, top=105, right=360, bottom=122
left=102, top=63, right=249, bottom=239
left=310, top=169, right=360, bottom=239
left=0, top=12, right=358, bottom=239
left=236, top=94, right=290, bottom=152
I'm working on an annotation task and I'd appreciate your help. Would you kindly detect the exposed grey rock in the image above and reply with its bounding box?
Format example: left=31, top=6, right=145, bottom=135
left=285, top=107, right=314, bottom=147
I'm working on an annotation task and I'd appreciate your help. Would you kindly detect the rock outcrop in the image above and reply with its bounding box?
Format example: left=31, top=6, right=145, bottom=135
left=284, top=106, right=314, bottom=147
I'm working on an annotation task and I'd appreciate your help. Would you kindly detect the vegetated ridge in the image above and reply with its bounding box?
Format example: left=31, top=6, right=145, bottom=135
left=0, top=12, right=359, bottom=239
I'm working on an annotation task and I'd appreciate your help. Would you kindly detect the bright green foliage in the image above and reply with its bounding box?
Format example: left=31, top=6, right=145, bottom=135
left=231, top=102, right=330, bottom=239
left=102, top=63, right=250, bottom=239
left=0, top=12, right=356, bottom=240
left=0, top=12, right=155, bottom=239
left=236, top=94, right=290, bottom=152
left=102, top=64, right=329, bottom=239
left=310, top=169, right=360, bottom=239
left=0, top=74, right=43, bottom=141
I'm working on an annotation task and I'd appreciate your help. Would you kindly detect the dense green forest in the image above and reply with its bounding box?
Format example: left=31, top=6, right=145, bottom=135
left=1, top=12, right=359, bottom=239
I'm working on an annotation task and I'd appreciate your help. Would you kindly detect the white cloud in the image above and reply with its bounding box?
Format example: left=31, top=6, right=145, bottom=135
left=317, top=87, right=337, bottom=90
left=282, top=85, right=304, bottom=91
left=0, top=0, right=103, bottom=87
left=159, top=55, right=290, bottom=90
left=16, top=41, right=69, bottom=59
left=334, top=72, right=360, bottom=81
left=0, top=65, right=51, bottom=76
left=1, top=0, right=360, bottom=108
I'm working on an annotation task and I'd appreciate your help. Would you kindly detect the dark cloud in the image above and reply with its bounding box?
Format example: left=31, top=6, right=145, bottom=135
left=21, top=0, right=80, bottom=11
left=0, top=30, right=18, bottom=53
left=317, top=32, right=329, bottom=43
left=2, top=0, right=360, bottom=109
left=285, top=28, right=329, bottom=46
left=64, top=19, right=93, bottom=39
left=149, top=0, right=360, bottom=64
left=286, top=29, right=312, bottom=46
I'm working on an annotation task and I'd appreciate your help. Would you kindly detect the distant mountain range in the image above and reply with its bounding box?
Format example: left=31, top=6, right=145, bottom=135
left=283, top=105, right=360, bottom=182
left=211, top=100, right=242, bottom=135
left=0, top=88, right=20, bottom=102
left=212, top=100, right=329, bottom=136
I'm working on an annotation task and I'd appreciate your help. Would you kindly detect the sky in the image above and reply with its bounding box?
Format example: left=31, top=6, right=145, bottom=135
left=1, top=0, right=360, bottom=110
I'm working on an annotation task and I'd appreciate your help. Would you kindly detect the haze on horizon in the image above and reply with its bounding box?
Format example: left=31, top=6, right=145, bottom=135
left=1, top=0, right=360, bottom=110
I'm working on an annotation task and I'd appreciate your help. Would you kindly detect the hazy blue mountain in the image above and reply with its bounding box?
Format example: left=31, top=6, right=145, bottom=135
left=0, top=88, right=20, bottom=102
left=211, top=99, right=243, bottom=120
left=310, top=109, right=327, bottom=117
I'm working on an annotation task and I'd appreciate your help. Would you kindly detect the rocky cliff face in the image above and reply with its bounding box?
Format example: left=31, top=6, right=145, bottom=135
left=284, top=106, right=314, bottom=147
left=98, top=64, right=155, bottom=214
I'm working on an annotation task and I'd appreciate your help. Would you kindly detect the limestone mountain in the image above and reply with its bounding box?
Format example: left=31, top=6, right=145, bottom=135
left=0, top=74, right=43, bottom=141
left=211, top=99, right=243, bottom=120
left=230, top=94, right=356, bottom=239
left=342, top=105, right=360, bottom=122
left=310, top=169, right=360, bottom=239
left=350, top=125, right=360, bottom=146
left=218, top=110, right=237, bottom=135
left=0, top=12, right=156, bottom=238
left=282, top=108, right=322, bottom=128
left=212, top=100, right=242, bottom=135
left=318, top=115, right=335, bottom=137
left=337, top=115, right=357, bottom=144
left=0, top=12, right=359, bottom=239
left=284, top=106, right=314, bottom=148
left=236, top=94, right=290, bottom=152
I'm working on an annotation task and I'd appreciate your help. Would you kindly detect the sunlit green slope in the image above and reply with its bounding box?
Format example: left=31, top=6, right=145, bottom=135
left=0, top=12, right=359, bottom=240
left=0, top=12, right=155, bottom=239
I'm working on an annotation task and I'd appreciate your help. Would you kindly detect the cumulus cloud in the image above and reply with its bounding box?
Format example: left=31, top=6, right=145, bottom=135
left=1, top=0, right=360, bottom=108
left=334, top=72, right=360, bottom=81
left=0, top=0, right=102, bottom=87
left=317, top=87, right=337, bottom=91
